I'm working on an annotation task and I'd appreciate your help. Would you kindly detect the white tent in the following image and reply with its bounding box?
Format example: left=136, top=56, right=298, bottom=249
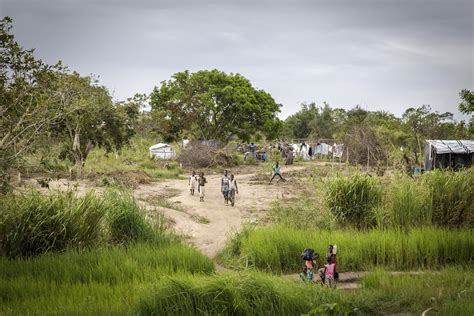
left=149, top=143, right=176, bottom=160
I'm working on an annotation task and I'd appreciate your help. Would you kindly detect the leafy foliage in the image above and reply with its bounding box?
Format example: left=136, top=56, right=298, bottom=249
left=459, top=89, right=474, bottom=114
left=150, top=69, right=281, bottom=143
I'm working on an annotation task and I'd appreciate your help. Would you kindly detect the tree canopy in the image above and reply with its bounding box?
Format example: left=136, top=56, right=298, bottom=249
left=150, top=70, right=281, bottom=143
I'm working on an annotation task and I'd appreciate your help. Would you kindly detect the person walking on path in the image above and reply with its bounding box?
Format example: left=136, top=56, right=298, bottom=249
left=198, top=172, right=207, bottom=202
left=189, top=171, right=197, bottom=196
left=228, top=174, right=238, bottom=207
left=268, top=161, right=286, bottom=184
left=221, top=170, right=230, bottom=205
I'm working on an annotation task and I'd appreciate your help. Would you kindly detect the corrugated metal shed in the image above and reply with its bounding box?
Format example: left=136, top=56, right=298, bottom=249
left=426, top=140, right=474, bottom=154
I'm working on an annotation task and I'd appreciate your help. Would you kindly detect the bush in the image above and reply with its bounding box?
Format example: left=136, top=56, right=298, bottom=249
left=0, top=189, right=165, bottom=257
left=326, top=173, right=382, bottom=229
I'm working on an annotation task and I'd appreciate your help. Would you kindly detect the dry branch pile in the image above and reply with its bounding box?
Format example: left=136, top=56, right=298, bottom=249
left=179, top=142, right=238, bottom=168
left=343, top=125, right=387, bottom=171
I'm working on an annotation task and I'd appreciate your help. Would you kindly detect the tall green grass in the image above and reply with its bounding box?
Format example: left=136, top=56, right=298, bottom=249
left=138, top=269, right=473, bottom=316
left=325, top=173, right=382, bottom=229
left=138, top=272, right=341, bottom=316
left=355, top=268, right=474, bottom=315
left=0, top=189, right=164, bottom=257
left=221, top=226, right=474, bottom=273
left=384, top=176, right=430, bottom=230
left=0, top=243, right=214, bottom=315
left=278, top=169, right=473, bottom=230
left=423, top=169, right=474, bottom=227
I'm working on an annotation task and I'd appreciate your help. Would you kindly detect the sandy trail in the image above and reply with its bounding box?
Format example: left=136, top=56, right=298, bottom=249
left=135, top=166, right=304, bottom=258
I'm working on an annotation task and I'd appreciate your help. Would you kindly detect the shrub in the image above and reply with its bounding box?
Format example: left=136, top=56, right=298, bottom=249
left=326, top=173, right=382, bottom=229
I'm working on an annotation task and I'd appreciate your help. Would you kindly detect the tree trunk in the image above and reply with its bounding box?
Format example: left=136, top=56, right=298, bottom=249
left=412, top=131, right=420, bottom=165
left=72, top=126, right=83, bottom=179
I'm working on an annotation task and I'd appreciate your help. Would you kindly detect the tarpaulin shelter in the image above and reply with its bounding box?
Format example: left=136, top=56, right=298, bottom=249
left=149, top=143, right=176, bottom=160
left=424, top=140, right=474, bottom=171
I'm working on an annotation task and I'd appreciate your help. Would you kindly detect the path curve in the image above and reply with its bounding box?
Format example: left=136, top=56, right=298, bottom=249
left=135, top=166, right=305, bottom=258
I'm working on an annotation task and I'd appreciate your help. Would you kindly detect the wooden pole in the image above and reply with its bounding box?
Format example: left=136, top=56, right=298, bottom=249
left=367, top=147, right=370, bottom=171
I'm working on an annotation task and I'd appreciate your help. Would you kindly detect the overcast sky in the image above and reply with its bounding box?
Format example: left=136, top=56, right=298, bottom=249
left=1, top=0, right=472, bottom=119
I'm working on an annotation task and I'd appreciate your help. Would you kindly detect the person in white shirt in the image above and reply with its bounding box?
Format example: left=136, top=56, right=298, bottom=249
left=228, top=174, right=239, bottom=207
left=189, top=171, right=197, bottom=195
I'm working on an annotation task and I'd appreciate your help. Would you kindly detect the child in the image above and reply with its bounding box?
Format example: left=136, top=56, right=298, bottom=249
left=221, top=170, right=230, bottom=205
left=268, top=161, right=286, bottom=184
left=319, top=244, right=337, bottom=283
left=324, top=257, right=336, bottom=288
left=228, top=174, right=238, bottom=207
left=198, top=172, right=207, bottom=202
left=189, top=171, right=197, bottom=195
left=301, top=248, right=319, bottom=283
left=299, top=266, right=309, bottom=282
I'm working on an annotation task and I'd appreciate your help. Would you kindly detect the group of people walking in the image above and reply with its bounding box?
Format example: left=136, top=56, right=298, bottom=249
left=300, top=245, right=338, bottom=288
left=188, top=170, right=238, bottom=206
left=188, top=160, right=288, bottom=206
left=188, top=171, right=208, bottom=202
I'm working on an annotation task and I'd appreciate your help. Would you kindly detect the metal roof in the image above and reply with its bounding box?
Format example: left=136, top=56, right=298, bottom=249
left=426, top=140, right=474, bottom=154
left=149, top=143, right=172, bottom=150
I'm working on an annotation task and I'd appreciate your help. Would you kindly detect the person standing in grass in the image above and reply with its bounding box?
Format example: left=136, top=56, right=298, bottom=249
left=221, top=170, right=230, bottom=205
left=268, top=161, right=286, bottom=184
left=301, top=248, right=319, bottom=283
left=189, top=171, right=198, bottom=196
left=198, top=172, right=207, bottom=202
left=324, top=257, right=336, bottom=288
left=319, top=245, right=337, bottom=283
left=228, top=174, right=238, bottom=207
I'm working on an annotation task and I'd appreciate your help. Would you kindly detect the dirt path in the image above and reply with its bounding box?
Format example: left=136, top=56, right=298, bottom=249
left=135, top=166, right=305, bottom=258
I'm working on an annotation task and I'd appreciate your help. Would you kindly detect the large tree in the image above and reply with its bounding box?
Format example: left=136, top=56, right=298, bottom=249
left=52, top=73, right=139, bottom=178
left=150, top=70, right=281, bottom=143
left=0, top=17, right=66, bottom=191
left=402, top=105, right=454, bottom=164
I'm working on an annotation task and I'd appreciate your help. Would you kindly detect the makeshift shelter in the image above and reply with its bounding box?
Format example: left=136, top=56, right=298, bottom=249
left=424, top=140, right=474, bottom=171
left=149, top=143, right=176, bottom=160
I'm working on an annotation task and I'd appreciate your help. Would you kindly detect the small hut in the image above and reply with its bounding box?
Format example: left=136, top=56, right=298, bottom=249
left=424, top=140, right=474, bottom=171
left=149, top=143, right=176, bottom=160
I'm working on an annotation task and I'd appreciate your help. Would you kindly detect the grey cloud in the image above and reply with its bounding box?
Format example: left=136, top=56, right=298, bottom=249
left=1, top=0, right=472, bottom=119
